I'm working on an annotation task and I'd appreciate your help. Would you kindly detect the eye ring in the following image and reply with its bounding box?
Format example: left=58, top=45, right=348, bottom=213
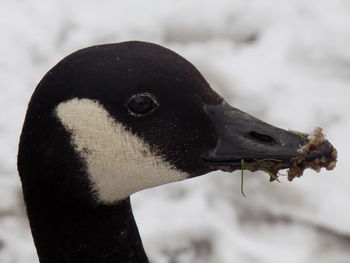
left=126, top=92, right=159, bottom=117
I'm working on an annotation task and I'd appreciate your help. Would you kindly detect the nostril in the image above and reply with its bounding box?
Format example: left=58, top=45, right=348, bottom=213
left=248, top=131, right=276, bottom=144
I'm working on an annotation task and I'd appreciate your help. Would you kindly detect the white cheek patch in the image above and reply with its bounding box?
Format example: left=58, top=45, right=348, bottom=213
left=55, top=98, right=188, bottom=203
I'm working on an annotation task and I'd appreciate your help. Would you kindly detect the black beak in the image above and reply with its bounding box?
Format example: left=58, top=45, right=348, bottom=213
left=203, top=102, right=337, bottom=181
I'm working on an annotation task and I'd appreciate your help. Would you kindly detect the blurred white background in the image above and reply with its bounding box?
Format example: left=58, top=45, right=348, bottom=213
left=1, top=0, right=349, bottom=262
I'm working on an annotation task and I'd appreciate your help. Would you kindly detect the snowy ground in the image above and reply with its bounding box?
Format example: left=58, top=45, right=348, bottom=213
left=1, top=0, right=350, bottom=262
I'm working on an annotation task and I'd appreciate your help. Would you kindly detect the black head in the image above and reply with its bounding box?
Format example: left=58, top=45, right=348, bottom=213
left=18, top=41, right=223, bottom=207
left=18, top=41, right=336, bottom=207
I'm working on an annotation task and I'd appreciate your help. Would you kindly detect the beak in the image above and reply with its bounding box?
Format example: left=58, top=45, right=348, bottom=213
left=202, top=102, right=337, bottom=181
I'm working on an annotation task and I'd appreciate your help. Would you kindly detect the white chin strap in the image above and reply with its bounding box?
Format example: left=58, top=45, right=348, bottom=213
left=55, top=98, right=188, bottom=203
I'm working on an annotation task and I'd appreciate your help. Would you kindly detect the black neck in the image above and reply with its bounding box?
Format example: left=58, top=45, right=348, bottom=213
left=18, top=110, right=149, bottom=263
left=27, top=198, right=149, bottom=263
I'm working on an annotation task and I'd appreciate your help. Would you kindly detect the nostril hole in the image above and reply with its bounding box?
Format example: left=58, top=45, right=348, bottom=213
left=248, top=131, right=276, bottom=144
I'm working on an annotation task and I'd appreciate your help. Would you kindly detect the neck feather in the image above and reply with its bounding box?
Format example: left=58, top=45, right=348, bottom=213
left=27, top=198, right=149, bottom=263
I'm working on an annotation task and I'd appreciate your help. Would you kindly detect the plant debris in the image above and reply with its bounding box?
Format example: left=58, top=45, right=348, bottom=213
left=288, top=127, right=337, bottom=181
left=240, top=159, right=247, bottom=197
left=241, top=127, right=337, bottom=182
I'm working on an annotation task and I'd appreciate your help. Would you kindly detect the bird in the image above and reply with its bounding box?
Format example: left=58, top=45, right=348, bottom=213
left=17, top=41, right=333, bottom=263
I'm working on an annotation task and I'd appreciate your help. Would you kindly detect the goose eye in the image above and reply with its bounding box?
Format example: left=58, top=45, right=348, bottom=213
left=127, top=93, right=159, bottom=116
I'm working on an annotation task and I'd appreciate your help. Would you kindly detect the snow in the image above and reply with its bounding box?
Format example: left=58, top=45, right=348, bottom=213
left=1, top=0, right=350, bottom=262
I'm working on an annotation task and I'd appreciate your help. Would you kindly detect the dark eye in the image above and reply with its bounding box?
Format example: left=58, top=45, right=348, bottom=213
left=127, top=93, right=159, bottom=116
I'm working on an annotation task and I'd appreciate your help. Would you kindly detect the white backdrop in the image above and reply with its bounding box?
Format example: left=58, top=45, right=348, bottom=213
left=1, top=0, right=349, bottom=262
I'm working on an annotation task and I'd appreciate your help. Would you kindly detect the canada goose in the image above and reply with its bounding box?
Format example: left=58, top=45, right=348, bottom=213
left=17, top=41, right=336, bottom=263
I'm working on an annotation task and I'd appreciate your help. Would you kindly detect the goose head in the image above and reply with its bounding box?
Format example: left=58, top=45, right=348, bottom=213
left=17, top=41, right=335, bottom=262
